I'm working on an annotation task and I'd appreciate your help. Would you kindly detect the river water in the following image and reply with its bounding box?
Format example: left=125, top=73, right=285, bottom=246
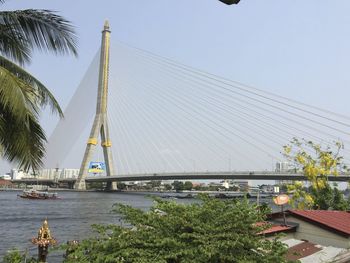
left=0, top=190, right=200, bottom=261
left=0, top=190, right=276, bottom=262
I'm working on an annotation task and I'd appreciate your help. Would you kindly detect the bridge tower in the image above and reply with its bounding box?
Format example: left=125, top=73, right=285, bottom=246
left=75, top=21, right=117, bottom=190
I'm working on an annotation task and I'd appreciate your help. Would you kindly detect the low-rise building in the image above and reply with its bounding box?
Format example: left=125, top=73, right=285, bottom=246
left=233, top=180, right=250, bottom=191
left=0, top=174, right=11, bottom=180
left=259, top=184, right=275, bottom=193
left=269, top=210, right=350, bottom=249
left=0, top=179, right=12, bottom=188
left=260, top=212, right=350, bottom=262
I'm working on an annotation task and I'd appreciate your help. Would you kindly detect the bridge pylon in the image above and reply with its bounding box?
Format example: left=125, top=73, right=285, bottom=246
left=75, top=21, right=117, bottom=190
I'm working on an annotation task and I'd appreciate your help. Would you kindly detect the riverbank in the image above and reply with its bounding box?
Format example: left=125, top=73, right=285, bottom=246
left=0, top=190, right=281, bottom=262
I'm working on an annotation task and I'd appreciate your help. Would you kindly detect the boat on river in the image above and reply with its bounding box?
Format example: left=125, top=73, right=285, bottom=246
left=17, top=189, right=60, bottom=200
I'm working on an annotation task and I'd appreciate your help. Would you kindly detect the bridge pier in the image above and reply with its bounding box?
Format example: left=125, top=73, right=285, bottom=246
left=74, top=177, right=86, bottom=190
left=75, top=21, right=117, bottom=191
left=106, top=182, right=117, bottom=191
left=68, top=181, right=76, bottom=189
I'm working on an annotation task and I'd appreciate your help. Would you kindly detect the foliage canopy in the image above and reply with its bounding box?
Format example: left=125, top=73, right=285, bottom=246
left=283, top=138, right=350, bottom=210
left=63, top=196, right=291, bottom=263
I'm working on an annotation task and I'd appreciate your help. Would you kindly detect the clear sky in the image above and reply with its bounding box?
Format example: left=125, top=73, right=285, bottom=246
left=3, top=0, right=350, bottom=129
left=2, top=1, right=350, bottom=176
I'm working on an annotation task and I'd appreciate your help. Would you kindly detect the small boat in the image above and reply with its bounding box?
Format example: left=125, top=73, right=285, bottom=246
left=161, top=194, right=195, bottom=199
left=176, top=194, right=195, bottom=199
left=18, top=189, right=60, bottom=200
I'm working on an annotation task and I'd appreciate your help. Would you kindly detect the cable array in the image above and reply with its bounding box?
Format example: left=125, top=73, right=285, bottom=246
left=106, top=42, right=350, bottom=174
left=45, top=42, right=350, bottom=175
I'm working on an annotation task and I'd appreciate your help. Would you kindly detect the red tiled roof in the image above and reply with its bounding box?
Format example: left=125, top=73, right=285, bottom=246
left=289, top=210, right=350, bottom=236
left=0, top=179, right=12, bottom=186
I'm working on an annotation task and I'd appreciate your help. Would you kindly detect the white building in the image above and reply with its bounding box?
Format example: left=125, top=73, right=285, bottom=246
left=37, top=169, right=80, bottom=180
left=0, top=174, right=11, bottom=180
left=60, top=169, right=80, bottom=179
left=11, top=169, right=31, bottom=180
left=275, top=162, right=290, bottom=172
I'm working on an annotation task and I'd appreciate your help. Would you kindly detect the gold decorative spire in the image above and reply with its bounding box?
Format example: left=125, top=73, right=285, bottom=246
left=32, top=219, right=56, bottom=246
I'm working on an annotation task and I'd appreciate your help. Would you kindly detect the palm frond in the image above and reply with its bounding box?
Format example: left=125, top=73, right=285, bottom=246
left=0, top=9, right=78, bottom=63
left=0, top=108, right=46, bottom=171
left=0, top=65, right=32, bottom=121
left=0, top=55, right=63, bottom=117
left=0, top=24, right=31, bottom=64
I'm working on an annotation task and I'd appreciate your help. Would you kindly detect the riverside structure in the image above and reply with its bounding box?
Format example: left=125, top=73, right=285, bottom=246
left=75, top=21, right=116, bottom=191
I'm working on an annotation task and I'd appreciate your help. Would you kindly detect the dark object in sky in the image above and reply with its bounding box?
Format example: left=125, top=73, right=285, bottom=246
left=219, top=0, right=240, bottom=5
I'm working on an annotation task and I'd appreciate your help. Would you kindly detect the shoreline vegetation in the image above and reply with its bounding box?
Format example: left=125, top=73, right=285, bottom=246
left=3, top=195, right=293, bottom=263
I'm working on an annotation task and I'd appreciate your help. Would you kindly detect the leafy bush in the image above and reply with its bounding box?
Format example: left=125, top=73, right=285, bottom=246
left=63, top=196, right=292, bottom=263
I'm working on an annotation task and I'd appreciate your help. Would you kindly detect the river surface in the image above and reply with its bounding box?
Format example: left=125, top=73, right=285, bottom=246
left=0, top=190, right=276, bottom=262
left=0, top=190, right=201, bottom=261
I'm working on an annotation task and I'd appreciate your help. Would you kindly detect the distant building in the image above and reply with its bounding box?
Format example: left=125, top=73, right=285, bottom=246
left=0, top=179, right=12, bottom=188
left=233, top=180, right=250, bottom=191
left=275, top=162, right=297, bottom=186
left=134, top=181, right=148, bottom=187
left=60, top=169, right=80, bottom=179
left=259, top=184, right=275, bottom=193
left=191, top=182, right=204, bottom=188
left=11, top=169, right=31, bottom=180
left=275, top=162, right=290, bottom=172
left=221, top=180, right=230, bottom=189
left=0, top=174, right=11, bottom=180
left=37, top=169, right=80, bottom=180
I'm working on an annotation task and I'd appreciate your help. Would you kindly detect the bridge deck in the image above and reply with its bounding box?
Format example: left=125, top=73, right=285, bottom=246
left=12, top=172, right=350, bottom=184
left=84, top=172, right=350, bottom=182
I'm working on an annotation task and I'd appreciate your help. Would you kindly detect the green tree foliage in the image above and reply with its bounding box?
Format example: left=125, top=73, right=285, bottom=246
left=150, top=180, right=162, bottom=188
left=183, top=181, right=193, bottom=191
left=2, top=249, right=36, bottom=263
left=229, top=185, right=240, bottom=192
left=308, top=184, right=349, bottom=211
left=283, top=139, right=349, bottom=210
left=258, top=202, right=272, bottom=215
left=172, top=181, right=184, bottom=192
left=164, top=184, right=172, bottom=191
left=118, top=182, right=127, bottom=190
left=0, top=2, right=77, bottom=171
left=87, top=182, right=104, bottom=190
left=193, top=184, right=204, bottom=191
left=63, top=196, right=292, bottom=263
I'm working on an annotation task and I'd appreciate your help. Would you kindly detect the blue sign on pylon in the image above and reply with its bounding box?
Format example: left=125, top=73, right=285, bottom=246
left=88, top=162, right=105, bottom=173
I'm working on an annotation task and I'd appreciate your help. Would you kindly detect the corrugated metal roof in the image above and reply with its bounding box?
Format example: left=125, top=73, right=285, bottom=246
left=282, top=239, right=347, bottom=263
left=286, top=240, right=322, bottom=261
left=259, top=224, right=295, bottom=235
left=289, top=210, right=350, bottom=236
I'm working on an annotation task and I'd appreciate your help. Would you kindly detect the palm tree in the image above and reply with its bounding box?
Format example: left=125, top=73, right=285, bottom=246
left=0, top=2, right=77, bottom=172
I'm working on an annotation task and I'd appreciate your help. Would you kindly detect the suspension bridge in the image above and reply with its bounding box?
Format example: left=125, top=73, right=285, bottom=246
left=35, top=22, right=350, bottom=189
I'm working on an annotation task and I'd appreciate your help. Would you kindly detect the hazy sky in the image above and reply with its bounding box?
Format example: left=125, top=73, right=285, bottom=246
left=2, top=1, right=350, bottom=175
left=3, top=0, right=350, bottom=130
